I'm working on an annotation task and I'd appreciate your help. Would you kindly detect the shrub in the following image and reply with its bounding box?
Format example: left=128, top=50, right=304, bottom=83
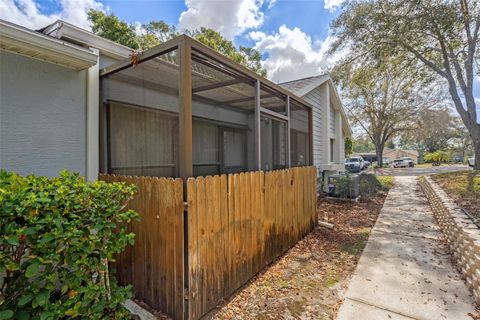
left=377, top=176, right=394, bottom=190
left=0, top=170, right=138, bottom=319
left=423, top=150, right=451, bottom=165
left=359, top=173, right=383, bottom=200
left=359, top=174, right=393, bottom=200
left=334, top=173, right=356, bottom=199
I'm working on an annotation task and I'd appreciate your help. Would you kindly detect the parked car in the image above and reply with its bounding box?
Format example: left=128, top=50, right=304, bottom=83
left=393, top=159, right=409, bottom=168
left=383, top=157, right=393, bottom=166
left=345, top=156, right=365, bottom=172
left=364, top=161, right=371, bottom=168
left=468, top=157, right=476, bottom=167
left=399, top=157, right=415, bottom=167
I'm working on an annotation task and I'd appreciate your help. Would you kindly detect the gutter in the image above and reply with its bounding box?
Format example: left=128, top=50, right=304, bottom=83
left=0, top=19, right=97, bottom=70
left=42, top=20, right=132, bottom=60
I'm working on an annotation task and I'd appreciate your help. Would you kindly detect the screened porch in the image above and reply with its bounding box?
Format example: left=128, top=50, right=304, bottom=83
left=99, top=35, right=313, bottom=179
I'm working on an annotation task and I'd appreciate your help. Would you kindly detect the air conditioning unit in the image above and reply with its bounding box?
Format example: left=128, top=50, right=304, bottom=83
left=328, top=173, right=360, bottom=198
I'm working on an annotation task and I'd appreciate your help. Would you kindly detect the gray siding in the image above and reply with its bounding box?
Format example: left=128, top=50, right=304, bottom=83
left=329, top=104, right=335, bottom=136
left=0, top=51, right=87, bottom=177
left=303, top=88, right=323, bottom=167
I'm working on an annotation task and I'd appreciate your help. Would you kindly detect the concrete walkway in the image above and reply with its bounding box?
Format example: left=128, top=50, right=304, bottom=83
left=337, top=176, right=477, bottom=320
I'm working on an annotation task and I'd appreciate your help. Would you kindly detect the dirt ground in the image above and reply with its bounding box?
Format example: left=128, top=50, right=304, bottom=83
left=431, top=170, right=480, bottom=219
left=204, top=194, right=387, bottom=320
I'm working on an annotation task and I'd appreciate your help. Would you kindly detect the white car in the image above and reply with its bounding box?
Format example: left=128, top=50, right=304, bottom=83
left=468, top=157, right=475, bottom=167
left=393, top=159, right=409, bottom=168
left=345, top=156, right=365, bottom=172
left=399, top=157, right=415, bottom=167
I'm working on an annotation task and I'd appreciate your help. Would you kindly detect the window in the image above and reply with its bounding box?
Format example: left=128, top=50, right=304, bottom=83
left=330, top=139, right=335, bottom=163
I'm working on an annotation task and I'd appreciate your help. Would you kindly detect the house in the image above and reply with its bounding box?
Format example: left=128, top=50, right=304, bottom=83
left=354, top=148, right=419, bottom=164
left=383, top=148, right=419, bottom=164
left=1, top=19, right=350, bottom=183
left=280, top=75, right=352, bottom=188
left=0, top=19, right=341, bottom=320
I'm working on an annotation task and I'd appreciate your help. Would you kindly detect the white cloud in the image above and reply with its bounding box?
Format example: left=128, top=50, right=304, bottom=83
left=250, top=25, right=345, bottom=82
left=179, top=0, right=275, bottom=39
left=0, top=0, right=104, bottom=30
left=324, top=0, right=344, bottom=10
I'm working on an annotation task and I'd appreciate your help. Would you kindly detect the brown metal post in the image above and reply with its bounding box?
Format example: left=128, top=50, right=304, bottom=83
left=254, top=79, right=261, bottom=170
left=178, top=38, right=193, bottom=180
left=308, top=107, right=314, bottom=166
left=286, top=96, right=291, bottom=168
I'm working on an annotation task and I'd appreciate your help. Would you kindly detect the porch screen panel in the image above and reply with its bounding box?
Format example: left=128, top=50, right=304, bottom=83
left=222, top=129, right=247, bottom=173
left=193, top=120, right=220, bottom=176
left=261, top=116, right=287, bottom=171
left=290, top=102, right=310, bottom=167
left=108, top=103, right=178, bottom=177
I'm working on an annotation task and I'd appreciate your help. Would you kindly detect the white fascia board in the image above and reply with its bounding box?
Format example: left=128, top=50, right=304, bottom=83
left=0, top=19, right=97, bottom=70
left=43, top=20, right=132, bottom=60
left=327, top=80, right=352, bottom=137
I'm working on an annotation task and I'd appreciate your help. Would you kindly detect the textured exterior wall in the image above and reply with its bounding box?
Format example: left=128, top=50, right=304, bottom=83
left=303, top=87, right=324, bottom=167
left=421, top=176, right=480, bottom=305
left=0, top=51, right=87, bottom=176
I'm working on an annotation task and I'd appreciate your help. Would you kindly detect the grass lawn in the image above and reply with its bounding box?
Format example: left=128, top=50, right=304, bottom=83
left=205, top=183, right=392, bottom=319
left=378, top=175, right=394, bottom=190
left=431, top=170, right=480, bottom=219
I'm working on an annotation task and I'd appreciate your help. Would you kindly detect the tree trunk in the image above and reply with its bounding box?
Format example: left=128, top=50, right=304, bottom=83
left=474, top=139, right=480, bottom=170
left=375, top=143, right=384, bottom=167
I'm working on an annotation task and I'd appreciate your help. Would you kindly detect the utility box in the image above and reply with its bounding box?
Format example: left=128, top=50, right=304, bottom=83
left=328, top=173, right=360, bottom=198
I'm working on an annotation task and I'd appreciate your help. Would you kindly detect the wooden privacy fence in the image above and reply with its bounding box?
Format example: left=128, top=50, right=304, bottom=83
left=100, top=166, right=317, bottom=320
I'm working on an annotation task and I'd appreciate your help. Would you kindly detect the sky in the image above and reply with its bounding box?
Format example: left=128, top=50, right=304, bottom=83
left=0, top=0, right=479, bottom=119
left=0, top=0, right=345, bottom=83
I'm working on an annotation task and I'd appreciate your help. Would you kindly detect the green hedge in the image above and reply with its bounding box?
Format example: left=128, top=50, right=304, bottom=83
left=0, top=170, right=138, bottom=319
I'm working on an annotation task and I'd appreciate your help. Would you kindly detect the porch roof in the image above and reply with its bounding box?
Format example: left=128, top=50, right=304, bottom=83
left=100, top=34, right=313, bottom=112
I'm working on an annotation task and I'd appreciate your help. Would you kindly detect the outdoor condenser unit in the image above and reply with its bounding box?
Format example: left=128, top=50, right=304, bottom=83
left=328, top=173, right=360, bottom=198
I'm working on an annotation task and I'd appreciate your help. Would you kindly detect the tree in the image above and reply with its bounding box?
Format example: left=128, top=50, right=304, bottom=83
left=399, top=107, right=459, bottom=153
left=333, top=58, right=440, bottom=166
left=88, top=9, right=140, bottom=49
left=188, top=28, right=267, bottom=77
left=87, top=10, right=267, bottom=76
left=344, top=136, right=353, bottom=156
left=352, top=136, right=376, bottom=153
left=331, top=0, right=480, bottom=169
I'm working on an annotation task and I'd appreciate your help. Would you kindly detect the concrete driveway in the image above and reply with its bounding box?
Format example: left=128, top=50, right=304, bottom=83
left=337, top=176, right=477, bottom=320
left=374, top=164, right=471, bottom=176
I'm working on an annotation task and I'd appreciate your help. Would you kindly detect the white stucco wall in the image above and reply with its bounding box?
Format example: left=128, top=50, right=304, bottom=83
left=0, top=51, right=87, bottom=177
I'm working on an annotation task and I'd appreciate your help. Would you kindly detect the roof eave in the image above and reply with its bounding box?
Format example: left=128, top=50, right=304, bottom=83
left=0, top=19, right=98, bottom=70
left=42, top=20, right=132, bottom=60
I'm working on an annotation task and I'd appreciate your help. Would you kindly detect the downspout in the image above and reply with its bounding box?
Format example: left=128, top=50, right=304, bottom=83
left=86, top=48, right=100, bottom=181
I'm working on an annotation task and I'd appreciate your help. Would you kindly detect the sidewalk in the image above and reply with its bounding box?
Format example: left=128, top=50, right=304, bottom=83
left=337, top=176, right=477, bottom=320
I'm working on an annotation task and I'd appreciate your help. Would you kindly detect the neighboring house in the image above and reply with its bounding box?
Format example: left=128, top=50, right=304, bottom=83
left=383, top=148, right=419, bottom=164
left=280, top=75, right=352, bottom=188
left=1, top=19, right=318, bottom=180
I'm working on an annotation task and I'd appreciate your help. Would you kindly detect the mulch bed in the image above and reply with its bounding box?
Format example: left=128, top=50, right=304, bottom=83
left=205, top=194, right=387, bottom=319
